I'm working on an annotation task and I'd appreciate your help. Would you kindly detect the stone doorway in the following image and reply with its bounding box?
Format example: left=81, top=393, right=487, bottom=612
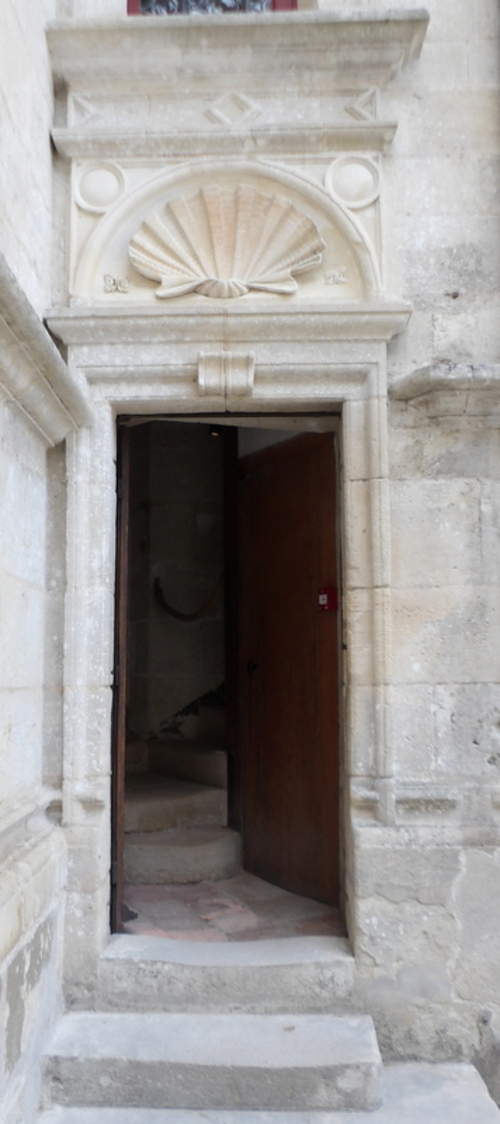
left=111, top=415, right=342, bottom=937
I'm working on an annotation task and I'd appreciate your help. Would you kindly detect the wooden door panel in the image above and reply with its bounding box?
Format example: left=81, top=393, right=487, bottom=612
left=239, top=435, right=339, bottom=905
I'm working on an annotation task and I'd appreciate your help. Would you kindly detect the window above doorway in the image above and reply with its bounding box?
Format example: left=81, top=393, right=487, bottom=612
left=127, top=0, right=296, bottom=13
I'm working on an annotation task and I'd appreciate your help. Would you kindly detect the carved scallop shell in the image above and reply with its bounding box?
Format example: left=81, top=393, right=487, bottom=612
left=128, top=185, right=325, bottom=299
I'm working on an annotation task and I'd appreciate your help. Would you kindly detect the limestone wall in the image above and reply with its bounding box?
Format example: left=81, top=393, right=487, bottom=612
left=0, top=0, right=58, bottom=315
left=352, top=395, right=500, bottom=1060
left=0, top=378, right=66, bottom=1123
left=346, top=0, right=500, bottom=1060
left=0, top=7, right=74, bottom=1119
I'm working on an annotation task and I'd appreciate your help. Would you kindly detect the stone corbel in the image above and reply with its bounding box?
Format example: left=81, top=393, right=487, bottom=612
left=197, top=351, right=255, bottom=399
left=390, top=362, right=500, bottom=425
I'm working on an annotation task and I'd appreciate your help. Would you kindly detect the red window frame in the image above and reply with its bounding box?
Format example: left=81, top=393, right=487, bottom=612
left=127, top=0, right=297, bottom=11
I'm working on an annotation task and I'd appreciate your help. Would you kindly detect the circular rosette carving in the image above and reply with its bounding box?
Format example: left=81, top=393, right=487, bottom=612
left=128, top=185, right=325, bottom=299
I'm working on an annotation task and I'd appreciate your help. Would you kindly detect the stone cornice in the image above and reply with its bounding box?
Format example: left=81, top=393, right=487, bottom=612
left=48, top=11, right=429, bottom=94
left=52, top=123, right=399, bottom=161
left=390, top=362, right=500, bottom=423
left=0, top=256, right=93, bottom=446
left=47, top=300, right=412, bottom=348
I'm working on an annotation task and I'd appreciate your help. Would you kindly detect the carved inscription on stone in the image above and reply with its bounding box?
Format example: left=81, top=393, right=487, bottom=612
left=128, top=185, right=325, bottom=299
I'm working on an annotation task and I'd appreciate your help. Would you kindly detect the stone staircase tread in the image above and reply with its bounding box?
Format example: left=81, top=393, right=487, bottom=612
left=124, top=827, right=241, bottom=883
left=37, top=1064, right=500, bottom=1122
left=149, top=741, right=227, bottom=789
left=126, top=774, right=224, bottom=802
left=126, top=826, right=237, bottom=847
left=42, top=1011, right=381, bottom=1112
left=125, top=774, right=227, bottom=831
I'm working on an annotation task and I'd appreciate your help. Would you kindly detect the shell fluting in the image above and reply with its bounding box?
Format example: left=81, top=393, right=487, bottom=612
left=128, top=185, right=325, bottom=299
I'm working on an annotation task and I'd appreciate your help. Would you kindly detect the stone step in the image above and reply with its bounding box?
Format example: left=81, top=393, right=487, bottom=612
left=124, top=827, right=240, bottom=883
left=125, top=774, right=227, bottom=833
left=41, top=1011, right=382, bottom=1112
left=149, top=740, right=227, bottom=789
left=36, top=1063, right=500, bottom=1122
left=97, top=933, right=354, bottom=1013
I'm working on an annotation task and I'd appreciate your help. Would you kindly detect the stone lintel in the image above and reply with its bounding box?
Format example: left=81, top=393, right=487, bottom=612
left=47, top=301, right=412, bottom=348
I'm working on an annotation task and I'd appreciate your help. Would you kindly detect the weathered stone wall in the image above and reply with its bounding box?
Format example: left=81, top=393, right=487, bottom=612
left=352, top=398, right=500, bottom=1060
left=0, top=7, right=70, bottom=1116
left=0, top=0, right=57, bottom=315
left=346, top=0, right=500, bottom=1061
left=0, top=384, right=67, bottom=1123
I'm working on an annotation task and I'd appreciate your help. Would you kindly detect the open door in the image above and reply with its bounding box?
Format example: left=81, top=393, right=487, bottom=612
left=239, top=434, right=340, bottom=905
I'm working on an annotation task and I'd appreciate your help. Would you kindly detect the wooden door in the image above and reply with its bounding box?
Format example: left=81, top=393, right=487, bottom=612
left=239, top=434, right=340, bottom=905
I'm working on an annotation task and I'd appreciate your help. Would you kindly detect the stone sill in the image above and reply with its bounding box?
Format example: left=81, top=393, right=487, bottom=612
left=48, top=10, right=429, bottom=92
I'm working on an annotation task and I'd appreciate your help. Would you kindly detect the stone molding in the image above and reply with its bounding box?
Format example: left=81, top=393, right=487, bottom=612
left=48, top=12, right=428, bottom=159
left=48, top=12, right=429, bottom=90
left=48, top=302, right=411, bottom=347
left=0, top=255, right=92, bottom=446
left=390, top=362, right=500, bottom=424
left=53, top=126, right=399, bottom=162
left=47, top=302, right=411, bottom=409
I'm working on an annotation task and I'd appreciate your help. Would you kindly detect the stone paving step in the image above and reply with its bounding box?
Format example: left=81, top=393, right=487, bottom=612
left=41, top=1011, right=382, bottom=1113
left=149, top=740, right=227, bottom=789
left=125, top=773, right=227, bottom=833
left=36, top=1062, right=500, bottom=1122
left=124, top=826, right=240, bottom=883
left=97, top=933, right=354, bottom=1013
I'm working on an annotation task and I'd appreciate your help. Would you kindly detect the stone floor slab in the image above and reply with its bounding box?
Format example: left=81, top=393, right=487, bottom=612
left=122, top=871, right=344, bottom=941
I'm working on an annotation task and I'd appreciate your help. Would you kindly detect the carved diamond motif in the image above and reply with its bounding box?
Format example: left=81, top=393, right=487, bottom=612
left=205, top=93, right=261, bottom=129
left=345, top=88, right=377, bottom=123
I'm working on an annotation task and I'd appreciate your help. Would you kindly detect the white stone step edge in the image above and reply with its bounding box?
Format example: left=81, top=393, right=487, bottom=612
left=96, top=933, right=354, bottom=1013
left=36, top=1063, right=500, bottom=1123
left=41, top=1011, right=382, bottom=1113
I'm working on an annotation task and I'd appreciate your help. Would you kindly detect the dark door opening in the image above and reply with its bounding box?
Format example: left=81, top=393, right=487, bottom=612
left=111, top=419, right=340, bottom=932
